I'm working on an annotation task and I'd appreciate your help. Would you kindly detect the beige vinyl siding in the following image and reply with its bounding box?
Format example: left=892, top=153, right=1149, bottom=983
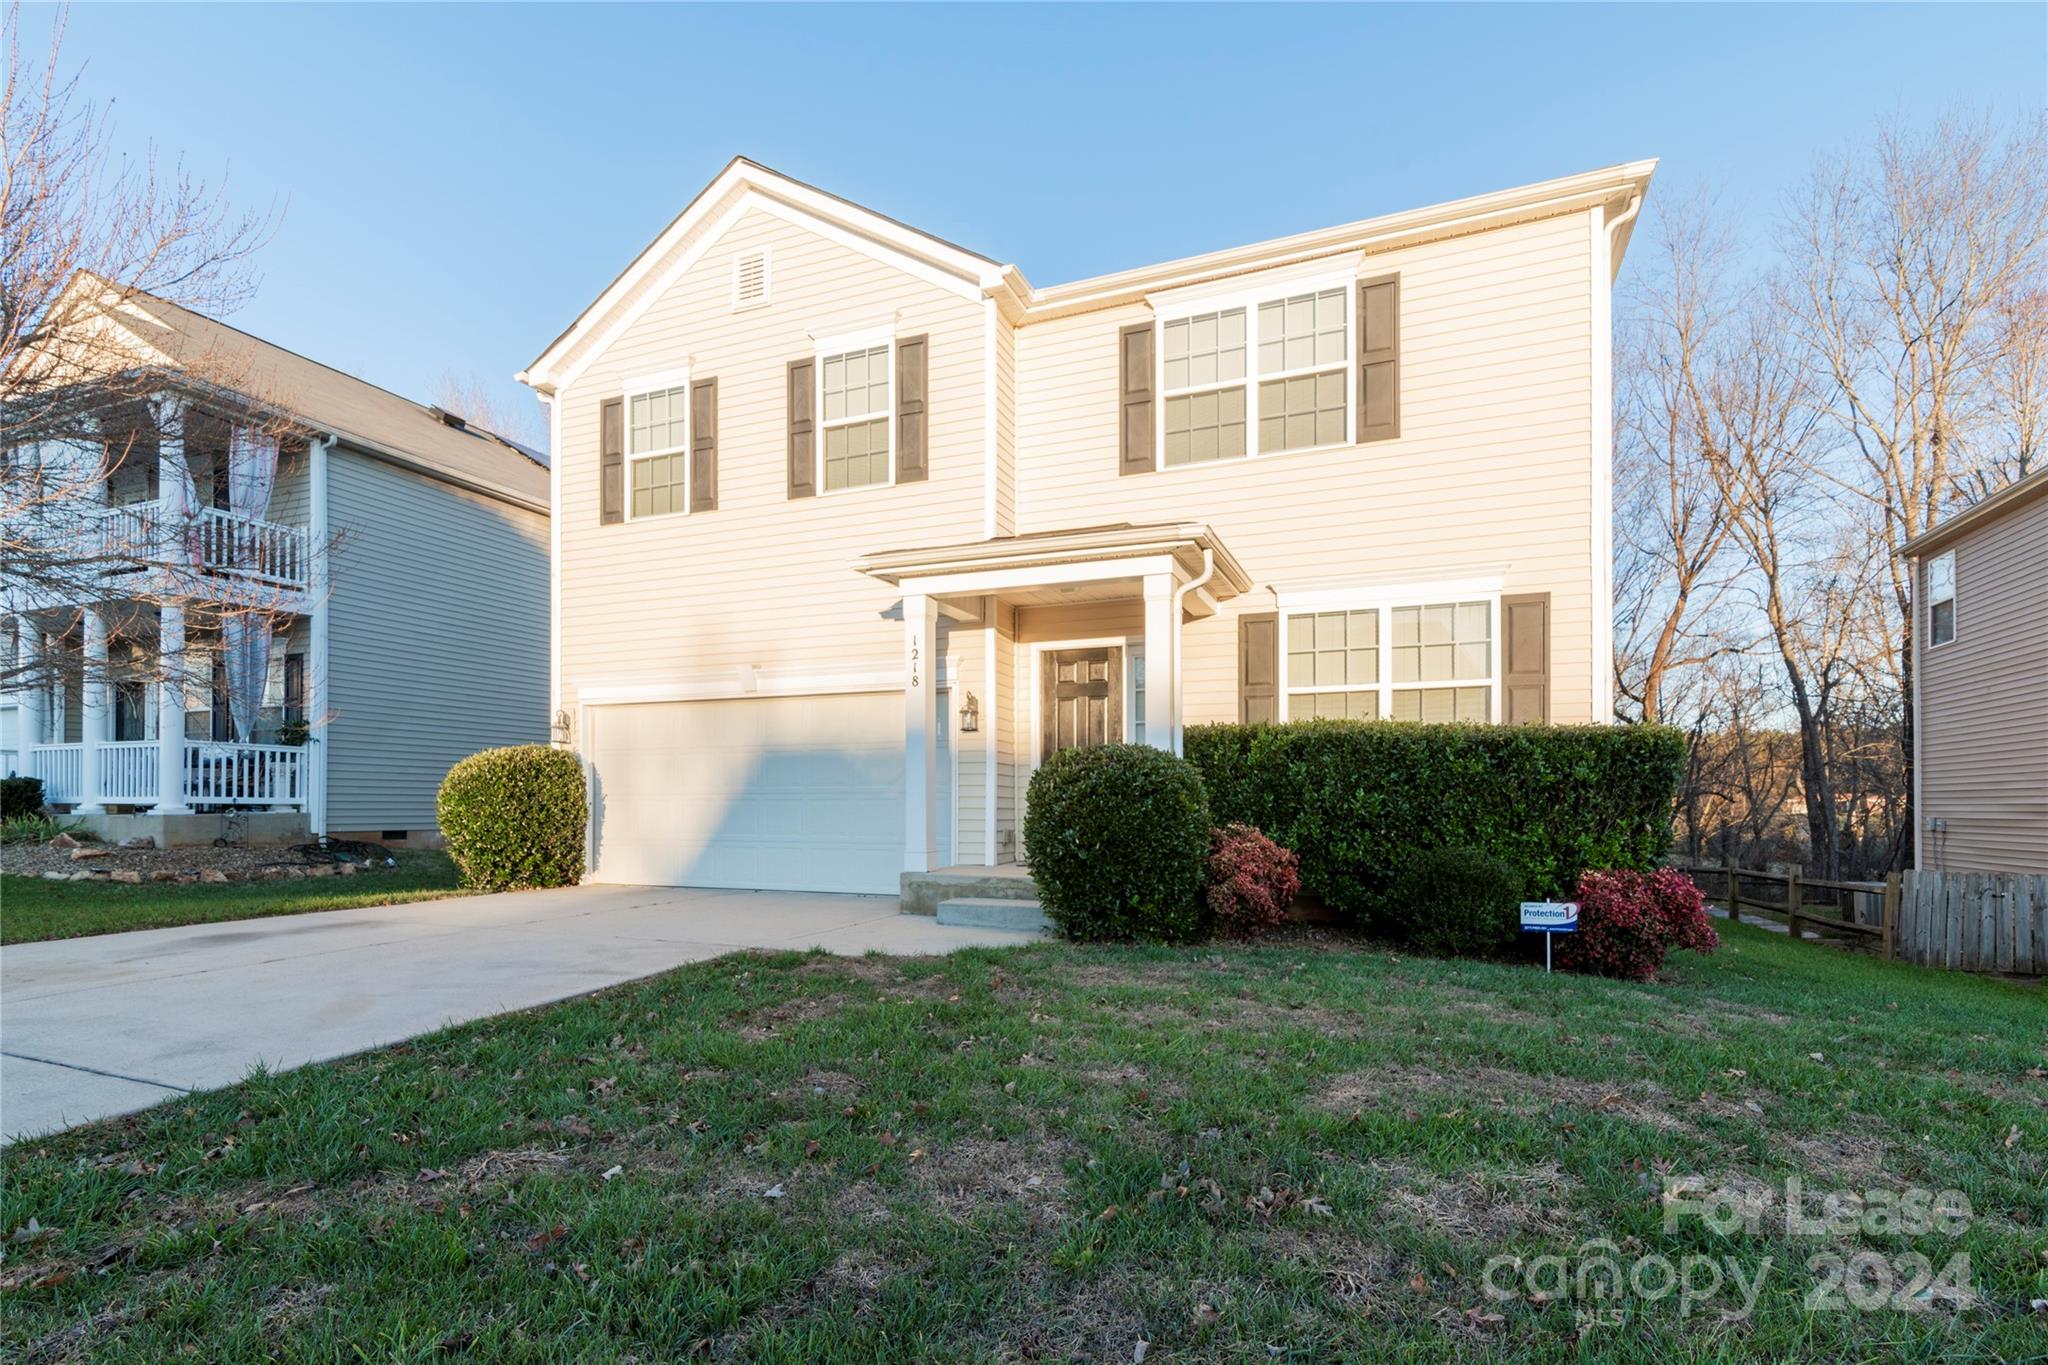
left=994, top=314, right=1017, bottom=535
left=325, top=448, right=548, bottom=831
left=1916, top=495, right=2048, bottom=873
left=555, top=208, right=985, bottom=701
left=1012, top=211, right=1600, bottom=724
left=945, top=618, right=984, bottom=865
left=994, top=615, right=1020, bottom=863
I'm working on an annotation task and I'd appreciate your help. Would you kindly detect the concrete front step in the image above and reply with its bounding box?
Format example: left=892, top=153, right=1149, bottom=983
left=901, top=866, right=1039, bottom=916
left=935, top=897, right=1052, bottom=935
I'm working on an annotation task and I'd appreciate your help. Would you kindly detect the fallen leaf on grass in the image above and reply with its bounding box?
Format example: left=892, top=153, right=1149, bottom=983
left=2004, top=1125, right=2022, bottom=1149
left=601, top=1165, right=624, bottom=1182
left=761, top=1184, right=785, bottom=1200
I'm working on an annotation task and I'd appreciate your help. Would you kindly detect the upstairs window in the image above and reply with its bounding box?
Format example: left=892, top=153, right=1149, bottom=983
left=1156, top=277, right=1352, bottom=470
left=627, top=383, right=687, bottom=519
left=820, top=344, right=892, bottom=492
left=1928, top=551, right=1956, bottom=646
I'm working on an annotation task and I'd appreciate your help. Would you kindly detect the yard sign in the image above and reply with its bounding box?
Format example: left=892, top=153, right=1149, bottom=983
left=1520, top=901, right=1578, bottom=973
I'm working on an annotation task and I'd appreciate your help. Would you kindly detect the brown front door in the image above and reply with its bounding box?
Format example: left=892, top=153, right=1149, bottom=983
left=1041, top=647, right=1122, bottom=760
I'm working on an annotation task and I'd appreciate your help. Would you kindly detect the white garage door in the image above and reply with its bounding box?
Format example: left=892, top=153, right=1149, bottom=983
left=587, top=690, right=944, bottom=895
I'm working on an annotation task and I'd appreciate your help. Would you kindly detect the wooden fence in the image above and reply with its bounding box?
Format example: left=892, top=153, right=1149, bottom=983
left=1894, top=870, right=2048, bottom=975
left=1677, top=862, right=2048, bottom=975
left=1678, top=862, right=1896, bottom=957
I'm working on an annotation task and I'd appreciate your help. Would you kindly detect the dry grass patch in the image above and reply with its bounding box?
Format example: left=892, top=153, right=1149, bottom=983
left=1320, top=1065, right=1704, bottom=1135
left=1382, top=1160, right=1583, bottom=1241
left=912, top=1131, right=1076, bottom=1219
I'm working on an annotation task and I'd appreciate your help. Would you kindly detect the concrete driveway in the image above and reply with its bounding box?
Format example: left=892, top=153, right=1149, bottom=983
left=1, top=884, right=1033, bottom=1143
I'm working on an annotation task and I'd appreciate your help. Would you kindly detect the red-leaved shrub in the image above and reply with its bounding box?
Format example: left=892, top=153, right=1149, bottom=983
left=1206, top=823, right=1300, bottom=939
left=1556, top=867, right=1719, bottom=980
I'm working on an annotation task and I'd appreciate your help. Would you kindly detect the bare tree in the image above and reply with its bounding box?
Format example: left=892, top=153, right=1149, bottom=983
left=1781, top=113, right=2048, bottom=855
left=1613, top=196, right=1744, bottom=724
left=429, top=370, right=544, bottom=455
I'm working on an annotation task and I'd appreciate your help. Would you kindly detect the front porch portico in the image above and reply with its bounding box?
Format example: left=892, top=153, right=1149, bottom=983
left=859, top=522, right=1252, bottom=877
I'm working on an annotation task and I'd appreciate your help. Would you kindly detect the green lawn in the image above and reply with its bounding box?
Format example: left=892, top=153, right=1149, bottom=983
left=1, top=924, right=2041, bottom=1361
left=0, top=850, right=467, bottom=945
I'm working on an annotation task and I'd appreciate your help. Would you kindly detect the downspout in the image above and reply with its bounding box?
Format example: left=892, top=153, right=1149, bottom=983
left=1604, top=193, right=1644, bottom=276
left=1169, top=548, right=1215, bottom=756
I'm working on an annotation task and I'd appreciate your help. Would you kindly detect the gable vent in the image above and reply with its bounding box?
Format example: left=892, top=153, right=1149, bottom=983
left=733, top=249, right=770, bottom=310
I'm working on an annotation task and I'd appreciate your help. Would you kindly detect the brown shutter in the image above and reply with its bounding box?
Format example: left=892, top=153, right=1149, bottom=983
left=1502, top=592, right=1550, bottom=724
left=1118, top=321, right=1155, bottom=476
left=1237, top=612, right=1279, bottom=724
left=787, top=358, right=815, bottom=499
left=896, top=334, right=928, bottom=483
left=598, top=397, right=624, bottom=524
left=689, top=377, right=718, bottom=512
left=1357, top=273, right=1400, bottom=442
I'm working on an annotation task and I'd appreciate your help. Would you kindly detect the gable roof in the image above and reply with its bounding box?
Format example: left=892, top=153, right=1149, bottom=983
left=521, top=156, right=1656, bottom=394
left=74, top=278, right=549, bottom=510
left=1901, top=466, right=2048, bottom=559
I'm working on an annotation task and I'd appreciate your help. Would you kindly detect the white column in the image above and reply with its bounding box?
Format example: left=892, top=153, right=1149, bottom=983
left=903, top=592, right=940, bottom=874
left=19, top=618, right=48, bottom=749
left=1142, top=572, right=1175, bottom=751
left=307, top=435, right=330, bottom=837
left=157, top=398, right=190, bottom=596
left=76, top=605, right=111, bottom=810
left=155, top=603, right=189, bottom=813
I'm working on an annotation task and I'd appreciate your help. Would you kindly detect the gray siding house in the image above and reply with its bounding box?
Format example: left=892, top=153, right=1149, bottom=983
left=2, top=282, right=549, bottom=845
left=1903, top=466, right=2048, bottom=875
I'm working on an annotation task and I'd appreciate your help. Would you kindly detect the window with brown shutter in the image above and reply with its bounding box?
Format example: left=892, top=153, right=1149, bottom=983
left=1501, top=592, right=1550, bottom=724
left=787, top=358, right=815, bottom=498
left=1237, top=612, right=1279, bottom=723
left=1357, top=273, right=1400, bottom=442
left=689, top=377, right=718, bottom=512
left=1119, top=321, right=1155, bottom=476
left=598, top=396, right=624, bottom=524
left=896, top=334, right=928, bottom=482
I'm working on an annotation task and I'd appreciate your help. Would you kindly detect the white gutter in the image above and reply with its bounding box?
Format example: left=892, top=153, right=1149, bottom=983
left=1169, top=547, right=1215, bottom=756
left=1604, top=193, right=1644, bottom=280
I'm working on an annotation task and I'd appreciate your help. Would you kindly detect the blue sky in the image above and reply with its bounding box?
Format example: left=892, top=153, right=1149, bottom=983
left=29, top=2, right=2047, bottom=445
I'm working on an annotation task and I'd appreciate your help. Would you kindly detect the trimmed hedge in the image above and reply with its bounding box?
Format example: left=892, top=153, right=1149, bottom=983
left=1185, top=720, right=1685, bottom=926
left=1383, top=845, right=1524, bottom=959
left=436, top=745, right=587, bottom=892
left=1, top=775, right=45, bottom=821
left=1024, top=743, right=1212, bottom=943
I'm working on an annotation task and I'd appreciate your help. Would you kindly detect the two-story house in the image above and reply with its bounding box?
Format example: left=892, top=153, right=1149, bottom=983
left=520, top=157, right=1654, bottom=899
left=2, top=278, right=550, bottom=846
left=1902, top=466, right=2048, bottom=874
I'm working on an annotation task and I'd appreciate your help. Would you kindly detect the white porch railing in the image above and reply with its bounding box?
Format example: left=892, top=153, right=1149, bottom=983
left=194, top=507, right=310, bottom=590
left=28, top=744, right=85, bottom=804
left=182, top=742, right=306, bottom=807
left=96, top=741, right=160, bottom=803
left=80, top=499, right=310, bottom=593
left=27, top=740, right=306, bottom=810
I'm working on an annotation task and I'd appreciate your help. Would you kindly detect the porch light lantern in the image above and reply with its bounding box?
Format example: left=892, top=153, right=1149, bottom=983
left=550, top=709, right=572, bottom=748
left=959, top=691, right=979, bottom=733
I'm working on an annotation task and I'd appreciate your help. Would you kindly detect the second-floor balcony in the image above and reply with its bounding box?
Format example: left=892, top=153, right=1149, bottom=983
left=27, top=500, right=312, bottom=602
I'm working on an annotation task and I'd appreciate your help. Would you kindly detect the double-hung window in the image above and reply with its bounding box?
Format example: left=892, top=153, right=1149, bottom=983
left=1284, top=594, right=1495, bottom=723
left=820, top=343, right=892, bottom=492
left=1927, top=551, right=1956, bottom=646
left=1159, top=276, right=1351, bottom=469
left=626, top=382, right=688, bottom=519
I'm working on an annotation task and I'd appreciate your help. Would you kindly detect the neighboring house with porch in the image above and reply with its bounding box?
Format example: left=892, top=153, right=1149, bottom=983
left=520, top=156, right=1653, bottom=901
left=1, top=281, right=549, bottom=845
left=1902, top=466, right=2048, bottom=874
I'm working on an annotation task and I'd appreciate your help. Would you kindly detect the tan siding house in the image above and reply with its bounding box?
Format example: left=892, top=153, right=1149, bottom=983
left=1904, top=468, right=2048, bottom=874
left=523, top=157, right=1654, bottom=896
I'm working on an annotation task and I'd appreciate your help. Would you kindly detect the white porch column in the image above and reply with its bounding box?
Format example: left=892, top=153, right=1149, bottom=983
left=76, top=605, right=111, bottom=811
left=903, top=592, right=940, bottom=874
left=307, top=435, right=330, bottom=838
left=1141, top=572, right=1175, bottom=751
left=155, top=603, right=190, bottom=813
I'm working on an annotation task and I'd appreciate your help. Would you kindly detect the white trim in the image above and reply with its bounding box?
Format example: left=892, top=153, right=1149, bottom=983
left=1590, top=204, right=1616, bottom=722
left=815, top=332, right=896, bottom=497
left=1148, top=263, right=1360, bottom=320
left=1155, top=274, right=1354, bottom=472
left=899, top=552, right=1182, bottom=600
left=731, top=246, right=771, bottom=312
left=982, top=607, right=998, bottom=866
left=1026, top=635, right=1143, bottom=773
left=1277, top=586, right=1504, bottom=724
left=982, top=297, right=999, bottom=540
left=546, top=395, right=561, bottom=742
left=307, top=436, right=331, bottom=838
left=577, top=666, right=903, bottom=706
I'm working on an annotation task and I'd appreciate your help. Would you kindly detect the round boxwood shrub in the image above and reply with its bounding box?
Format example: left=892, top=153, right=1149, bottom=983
left=437, top=745, right=587, bottom=891
left=1381, top=845, right=1523, bottom=958
left=1024, top=743, right=1212, bottom=943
